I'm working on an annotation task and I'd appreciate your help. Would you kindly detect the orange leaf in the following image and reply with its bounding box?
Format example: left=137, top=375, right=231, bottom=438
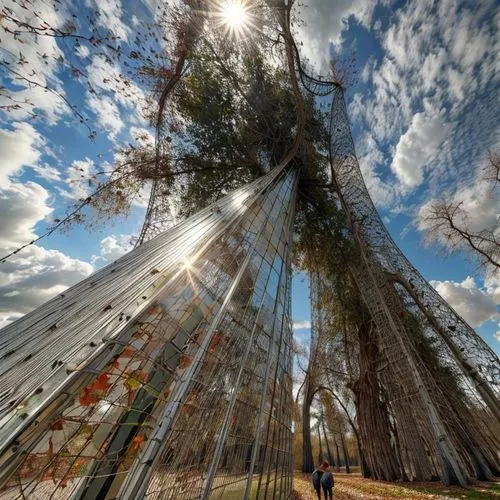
left=79, top=373, right=112, bottom=406
left=208, top=332, right=229, bottom=352
left=93, top=373, right=111, bottom=392
left=79, top=387, right=100, bottom=406
left=130, top=434, right=145, bottom=453
left=121, top=347, right=135, bottom=358
left=179, top=354, right=191, bottom=369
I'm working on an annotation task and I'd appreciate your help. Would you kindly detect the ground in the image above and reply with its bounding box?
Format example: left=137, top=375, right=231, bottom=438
left=293, top=472, right=500, bottom=499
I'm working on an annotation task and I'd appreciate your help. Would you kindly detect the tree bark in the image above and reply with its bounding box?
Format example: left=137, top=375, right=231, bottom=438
left=352, top=320, right=401, bottom=481
left=321, top=415, right=334, bottom=465
left=332, top=434, right=341, bottom=472
left=317, top=424, right=323, bottom=464
left=339, top=425, right=350, bottom=473
left=301, top=376, right=315, bottom=472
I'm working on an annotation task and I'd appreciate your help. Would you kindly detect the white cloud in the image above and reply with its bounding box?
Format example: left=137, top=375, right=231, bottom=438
left=293, top=319, right=311, bottom=330
left=0, top=123, right=45, bottom=184
left=87, top=94, right=123, bottom=140
left=351, top=0, right=499, bottom=210
left=75, top=44, right=90, bottom=59
left=356, top=133, right=398, bottom=207
left=421, top=49, right=447, bottom=93
left=86, top=55, right=146, bottom=112
left=0, top=2, right=68, bottom=123
left=0, top=182, right=53, bottom=249
left=92, top=234, right=134, bottom=266
left=85, top=0, right=131, bottom=41
left=0, top=245, right=93, bottom=325
left=130, top=127, right=154, bottom=148
left=31, top=163, right=62, bottom=182
left=484, top=270, right=500, bottom=297
left=430, top=276, right=499, bottom=328
left=0, top=119, right=95, bottom=326
left=448, top=182, right=499, bottom=235
left=0, top=180, right=93, bottom=327
left=294, top=0, right=379, bottom=73
left=59, top=158, right=96, bottom=200
left=83, top=55, right=146, bottom=139
left=391, top=110, right=451, bottom=188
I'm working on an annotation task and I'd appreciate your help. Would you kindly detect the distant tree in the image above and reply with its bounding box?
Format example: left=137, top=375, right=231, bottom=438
left=420, top=151, right=499, bottom=271
left=483, top=150, right=500, bottom=185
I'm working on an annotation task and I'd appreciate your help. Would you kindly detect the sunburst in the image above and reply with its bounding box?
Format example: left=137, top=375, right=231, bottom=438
left=215, top=0, right=254, bottom=38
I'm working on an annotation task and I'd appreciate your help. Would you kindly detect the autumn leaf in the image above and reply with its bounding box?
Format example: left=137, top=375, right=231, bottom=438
left=179, top=354, right=191, bottom=369
left=132, top=328, right=144, bottom=339
left=125, top=370, right=148, bottom=391
left=79, top=387, right=99, bottom=406
left=71, top=458, right=88, bottom=476
left=94, top=373, right=112, bottom=391
left=129, top=434, right=145, bottom=453
left=50, top=419, right=64, bottom=431
left=120, top=346, right=136, bottom=358
left=208, top=332, right=229, bottom=352
left=79, top=373, right=112, bottom=406
left=181, top=392, right=197, bottom=416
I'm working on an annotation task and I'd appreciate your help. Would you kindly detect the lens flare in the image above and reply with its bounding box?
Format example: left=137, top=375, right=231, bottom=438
left=223, top=2, right=248, bottom=27
left=218, top=0, right=251, bottom=37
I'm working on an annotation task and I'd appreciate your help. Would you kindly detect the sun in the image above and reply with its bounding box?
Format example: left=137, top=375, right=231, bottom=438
left=218, top=0, right=251, bottom=36
left=222, top=1, right=248, bottom=28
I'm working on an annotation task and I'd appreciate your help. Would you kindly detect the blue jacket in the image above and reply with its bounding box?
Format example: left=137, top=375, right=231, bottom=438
left=321, top=470, right=334, bottom=488
left=311, top=469, right=323, bottom=489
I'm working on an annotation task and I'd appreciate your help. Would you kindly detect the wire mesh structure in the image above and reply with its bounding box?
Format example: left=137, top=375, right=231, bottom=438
left=0, top=165, right=298, bottom=499
left=327, top=85, right=500, bottom=409
left=324, top=85, right=500, bottom=484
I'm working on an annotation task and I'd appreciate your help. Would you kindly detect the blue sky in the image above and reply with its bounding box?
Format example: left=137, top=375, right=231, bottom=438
left=0, top=0, right=498, bottom=351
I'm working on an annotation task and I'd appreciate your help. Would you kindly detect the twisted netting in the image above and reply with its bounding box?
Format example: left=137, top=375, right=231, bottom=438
left=323, top=87, right=500, bottom=484
left=0, top=165, right=297, bottom=499
left=326, top=87, right=500, bottom=411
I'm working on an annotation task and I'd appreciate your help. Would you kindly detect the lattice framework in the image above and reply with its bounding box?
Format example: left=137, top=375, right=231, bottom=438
left=0, top=166, right=298, bottom=499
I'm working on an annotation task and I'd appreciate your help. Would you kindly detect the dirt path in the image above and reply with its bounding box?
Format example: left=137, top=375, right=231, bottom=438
left=293, top=472, right=500, bottom=499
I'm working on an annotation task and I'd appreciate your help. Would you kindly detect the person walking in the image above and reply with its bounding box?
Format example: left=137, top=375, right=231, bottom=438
left=311, top=463, right=324, bottom=500
left=320, top=461, right=334, bottom=500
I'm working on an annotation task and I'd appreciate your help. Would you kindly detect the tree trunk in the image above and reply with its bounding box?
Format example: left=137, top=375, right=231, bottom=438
left=302, top=377, right=315, bottom=472
left=332, top=434, right=341, bottom=472
left=339, top=426, right=350, bottom=473
left=317, top=424, right=323, bottom=464
left=390, top=414, right=409, bottom=481
left=330, top=390, right=366, bottom=475
left=321, top=415, right=334, bottom=465
left=352, top=320, right=401, bottom=481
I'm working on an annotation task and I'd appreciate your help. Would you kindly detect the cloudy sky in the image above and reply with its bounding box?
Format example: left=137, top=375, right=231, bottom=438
left=0, top=0, right=498, bottom=349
